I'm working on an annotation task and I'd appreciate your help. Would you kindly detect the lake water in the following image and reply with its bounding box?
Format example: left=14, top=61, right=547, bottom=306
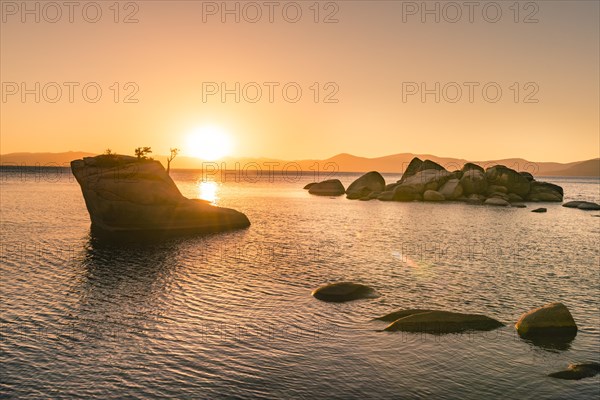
left=1, top=167, right=599, bottom=399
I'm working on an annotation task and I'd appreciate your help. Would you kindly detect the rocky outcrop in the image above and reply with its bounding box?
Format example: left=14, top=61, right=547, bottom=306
left=318, top=157, right=565, bottom=206
left=71, top=155, right=250, bottom=233
left=515, top=302, right=577, bottom=339
left=311, top=282, right=378, bottom=302
left=548, top=362, right=600, bottom=380
left=382, top=310, right=504, bottom=333
left=308, top=179, right=346, bottom=196
left=346, top=171, right=386, bottom=199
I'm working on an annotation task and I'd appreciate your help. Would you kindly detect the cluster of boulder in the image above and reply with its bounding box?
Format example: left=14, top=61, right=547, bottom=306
left=305, top=157, right=566, bottom=206
left=312, top=282, right=595, bottom=380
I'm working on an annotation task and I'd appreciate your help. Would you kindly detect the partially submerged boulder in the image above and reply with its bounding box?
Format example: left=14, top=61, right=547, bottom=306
left=392, top=185, right=422, bottom=202
left=308, top=179, right=346, bottom=196
left=346, top=171, right=385, bottom=199
left=303, top=182, right=317, bottom=190
left=312, top=282, right=378, bottom=302
left=71, top=155, right=250, bottom=234
left=562, top=200, right=600, bottom=210
left=531, top=208, right=547, bottom=213
left=515, top=302, right=577, bottom=339
left=423, top=190, right=445, bottom=201
left=526, top=181, right=563, bottom=202
left=382, top=310, right=504, bottom=333
left=548, top=362, right=600, bottom=380
left=484, top=198, right=510, bottom=207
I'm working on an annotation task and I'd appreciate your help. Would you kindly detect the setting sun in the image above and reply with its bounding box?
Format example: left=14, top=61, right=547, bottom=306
left=186, top=126, right=233, bottom=161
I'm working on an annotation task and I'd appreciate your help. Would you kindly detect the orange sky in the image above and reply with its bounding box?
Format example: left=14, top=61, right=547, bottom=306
left=1, top=1, right=599, bottom=162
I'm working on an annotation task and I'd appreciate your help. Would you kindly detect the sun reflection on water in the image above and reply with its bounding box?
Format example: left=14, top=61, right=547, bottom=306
left=198, top=181, right=219, bottom=204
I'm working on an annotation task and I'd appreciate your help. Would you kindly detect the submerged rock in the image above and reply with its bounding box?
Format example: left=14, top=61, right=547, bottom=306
left=312, top=282, right=378, bottom=302
left=548, top=362, right=600, bottom=380
left=303, top=182, right=317, bottom=190
left=562, top=201, right=585, bottom=208
left=383, top=310, right=504, bottom=333
left=374, top=309, right=436, bottom=322
left=578, top=202, right=600, bottom=210
left=308, top=179, right=346, bottom=196
left=71, top=155, right=250, bottom=234
left=515, top=302, right=577, bottom=339
left=346, top=171, right=386, bottom=199
left=563, top=200, right=600, bottom=210
left=531, top=208, right=547, bottom=213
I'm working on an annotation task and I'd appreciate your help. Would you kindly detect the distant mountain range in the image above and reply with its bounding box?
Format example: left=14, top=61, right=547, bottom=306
left=1, top=151, right=599, bottom=177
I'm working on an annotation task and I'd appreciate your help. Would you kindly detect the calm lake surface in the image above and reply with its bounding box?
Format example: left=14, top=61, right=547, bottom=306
left=1, top=167, right=599, bottom=399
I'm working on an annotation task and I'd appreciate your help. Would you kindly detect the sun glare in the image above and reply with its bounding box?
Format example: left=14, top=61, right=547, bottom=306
left=186, top=126, right=233, bottom=161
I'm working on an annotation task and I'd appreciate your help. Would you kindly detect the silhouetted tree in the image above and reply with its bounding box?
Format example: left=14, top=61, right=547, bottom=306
left=166, top=148, right=179, bottom=174
left=103, top=148, right=114, bottom=155
left=135, top=147, right=152, bottom=160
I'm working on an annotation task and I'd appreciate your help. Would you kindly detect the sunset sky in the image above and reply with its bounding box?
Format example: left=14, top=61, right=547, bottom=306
left=1, top=1, right=599, bottom=162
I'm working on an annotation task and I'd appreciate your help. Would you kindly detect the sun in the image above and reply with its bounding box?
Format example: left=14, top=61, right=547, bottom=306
left=186, top=126, right=233, bottom=161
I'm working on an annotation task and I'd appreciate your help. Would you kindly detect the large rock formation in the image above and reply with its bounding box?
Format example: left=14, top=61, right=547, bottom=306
left=381, top=310, right=504, bottom=333
left=71, top=155, right=250, bottom=233
left=346, top=171, right=386, bottom=199
left=515, top=302, right=577, bottom=339
left=308, top=179, right=346, bottom=196
left=333, top=157, right=565, bottom=206
left=311, top=282, right=378, bottom=302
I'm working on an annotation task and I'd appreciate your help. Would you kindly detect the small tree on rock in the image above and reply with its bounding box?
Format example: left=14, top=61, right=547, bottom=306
left=135, top=147, right=152, bottom=160
left=167, top=148, right=179, bottom=174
